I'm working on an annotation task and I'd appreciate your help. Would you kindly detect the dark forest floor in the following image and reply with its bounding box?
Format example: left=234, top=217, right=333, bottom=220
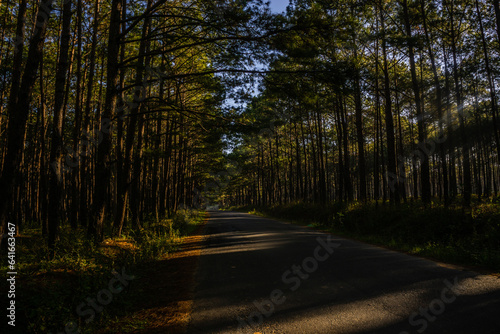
left=98, top=217, right=208, bottom=334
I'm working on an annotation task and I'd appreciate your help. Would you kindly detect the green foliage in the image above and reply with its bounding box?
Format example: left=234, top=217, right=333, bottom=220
left=0, top=209, right=206, bottom=334
left=129, top=209, right=205, bottom=262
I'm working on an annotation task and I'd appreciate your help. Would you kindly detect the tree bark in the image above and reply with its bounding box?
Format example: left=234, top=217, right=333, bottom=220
left=48, top=0, right=73, bottom=255
left=448, top=0, right=472, bottom=207
left=476, top=0, right=500, bottom=162
left=380, top=2, right=399, bottom=204
left=402, top=0, right=431, bottom=204
left=492, top=0, right=500, bottom=46
left=420, top=0, right=449, bottom=205
left=353, top=46, right=367, bottom=202
left=89, top=0, right=123, bottom=241
left=0, top=0, right=53, bottom=248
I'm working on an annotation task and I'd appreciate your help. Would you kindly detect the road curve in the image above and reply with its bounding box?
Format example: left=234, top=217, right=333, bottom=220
left=187, top=211, right=500, bottom=334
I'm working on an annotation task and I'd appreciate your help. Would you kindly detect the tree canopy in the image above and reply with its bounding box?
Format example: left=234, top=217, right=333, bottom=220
left=1, top=0, right=499, bottom=250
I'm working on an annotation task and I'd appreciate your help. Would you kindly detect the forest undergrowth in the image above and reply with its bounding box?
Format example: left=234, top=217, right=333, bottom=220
left=0, top=209, right=206, bottom=334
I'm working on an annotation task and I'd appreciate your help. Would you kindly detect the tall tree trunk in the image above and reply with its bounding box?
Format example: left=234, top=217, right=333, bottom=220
left=353, top=48, right=367, bottom=202
left=39, top=58, right=49, bottom=235
left=380, top=2, right=399, bottom=204
left=315, top=108, right=326, bottom=204
left=476, top=0, right=500, bottom=162
left=402, top=0, right=431, bottom=204
left=6, top=0, right=27, bottom=123
left=443, top=42, right=457, bottom=198
left=493, top=0, right=500, bottom=46
left=394, top=81, right=407, bottom=202
left=374, top=51, right=381, bottom=204
left=115, top=0, right=152, bottom=235
left=0, top=0, right=53, bottom=248
left=89, top=0, right=123, bottom=241
left=114, top=0, right=128, bottom=235
left=421, top=0, right=449, bottom=205
left=448, top=0, right=472, bottom=207
left=341, top=97, right=353, bottom=202
left=335, top=97, right=345, bottom=202
left=48, top=0, right=73, bottom=254
left=71, top=0, right=83, bottom=229
left=80, top=0, right=101, bottom=229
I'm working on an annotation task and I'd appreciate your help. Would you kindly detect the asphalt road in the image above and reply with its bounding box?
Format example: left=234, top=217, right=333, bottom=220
left=187, top=211, right=500, bottom=334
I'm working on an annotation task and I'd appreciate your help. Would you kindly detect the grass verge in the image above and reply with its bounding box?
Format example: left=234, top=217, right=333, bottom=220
left=97, top=213, right=208, bottom=333
left=1, top=209, right=206, bottom=334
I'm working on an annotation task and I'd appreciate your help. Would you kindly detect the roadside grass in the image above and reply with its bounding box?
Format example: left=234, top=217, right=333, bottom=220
left=229, top=197, right=500, bottom=273
left=0, top=209, right=206, bottom=334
